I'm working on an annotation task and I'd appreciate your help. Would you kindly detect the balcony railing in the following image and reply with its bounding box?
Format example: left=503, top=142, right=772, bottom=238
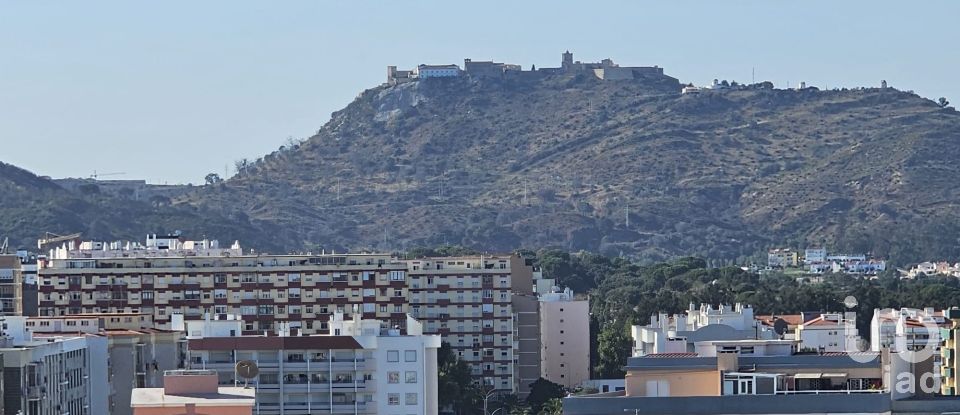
left=774, top=389, right=886, bottom=395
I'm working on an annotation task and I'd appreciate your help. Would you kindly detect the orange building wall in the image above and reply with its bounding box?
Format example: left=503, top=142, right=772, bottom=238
left=625, top=369, right=720, bottom=397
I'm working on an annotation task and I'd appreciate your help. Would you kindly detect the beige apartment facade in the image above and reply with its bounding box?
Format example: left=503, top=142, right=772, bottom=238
left=538, top=289, right=590, bottom=388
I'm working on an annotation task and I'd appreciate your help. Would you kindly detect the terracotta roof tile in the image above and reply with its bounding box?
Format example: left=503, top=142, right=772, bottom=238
left=643, top=352, right=698, bottom=358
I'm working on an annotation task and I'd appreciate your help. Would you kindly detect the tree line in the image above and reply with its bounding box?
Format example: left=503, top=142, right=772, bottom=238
left=528, top=250, right=960, bottom=379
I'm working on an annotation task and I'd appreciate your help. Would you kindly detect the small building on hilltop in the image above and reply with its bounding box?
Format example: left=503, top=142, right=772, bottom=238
left=463, top=58, right=521, bottom=78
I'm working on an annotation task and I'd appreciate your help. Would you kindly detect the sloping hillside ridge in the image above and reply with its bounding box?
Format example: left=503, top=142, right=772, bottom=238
left=180, top=73, right=960, bottom=263
left=0, top=162, right=282, bottom=252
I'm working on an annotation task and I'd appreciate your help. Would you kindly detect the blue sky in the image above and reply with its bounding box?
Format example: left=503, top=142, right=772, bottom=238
left=2, top=1, right=957, bottom=184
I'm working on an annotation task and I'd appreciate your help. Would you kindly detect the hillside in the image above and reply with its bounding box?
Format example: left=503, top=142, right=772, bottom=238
left=176, top=72, right=960, bottom=263
left=0, top=162, right=281, bottom=252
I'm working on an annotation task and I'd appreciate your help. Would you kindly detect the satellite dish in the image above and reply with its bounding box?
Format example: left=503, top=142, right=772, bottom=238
left=773, top=318, right=789, bottom=337
left=236, top=360, right=259, bottom=387
left=843, top=296, right=858, bottom=309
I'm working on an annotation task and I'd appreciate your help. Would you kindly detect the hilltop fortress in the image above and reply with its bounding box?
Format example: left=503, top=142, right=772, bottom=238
left=387, top=50, right=680, bottom=89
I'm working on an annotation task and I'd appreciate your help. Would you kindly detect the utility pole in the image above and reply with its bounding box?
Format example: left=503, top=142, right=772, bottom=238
left=522, top=181, right=528, bottom=205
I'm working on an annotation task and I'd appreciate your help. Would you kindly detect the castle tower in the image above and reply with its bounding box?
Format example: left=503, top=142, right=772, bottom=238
left=562, top=50, right=573, bottom=69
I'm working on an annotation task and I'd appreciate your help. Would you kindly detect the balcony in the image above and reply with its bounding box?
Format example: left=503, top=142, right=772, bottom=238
left=27, top=386, right=45, bottom=400
left=283, top=375, right=311, bottom=385
left=331, top=379, right=365, bottom=388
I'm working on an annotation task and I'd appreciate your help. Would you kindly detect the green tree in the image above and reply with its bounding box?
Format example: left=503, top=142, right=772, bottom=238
left=938, top=97, right=950, bottom=108
left=538, top=398, right=563, bottom=415
left=526, top=378, right=565, bottom=414
left=437, top=342, right=479, bottom=414
left=204, top=173, right=223, bottom=185
left=595, top=322, right=631, bottom=378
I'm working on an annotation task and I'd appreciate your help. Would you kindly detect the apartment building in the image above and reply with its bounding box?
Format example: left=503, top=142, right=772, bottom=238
left=3, top=313, right=183, bottom=415
left=37, top=236, right=534, bottom=392
left=406, top=255, right=528, bottom=392
left=941, top=307, right=960, bottom=395
left=131, top=370, right=254, bottom=415
left=629, top=345, right=881, bottom=397
left=0, top=255, right=22, bottom=316
left=631, top=303, right=776, bottom=357
left=795, top=312, right=862, bottom=353
left=104, top=326, right=185, bottom=415
left=563, top=339, right=897, bottom=415
left=184, top=312, right=441, bottom=415
left=16, top=251, right=39, bottom=316
left=870, top=308, right=951, bottom=369
left=767, top=249, right=799, bottom=268
left=0, top=316, right=109, bottom=415
left=538, top=288, right=589, bottom=388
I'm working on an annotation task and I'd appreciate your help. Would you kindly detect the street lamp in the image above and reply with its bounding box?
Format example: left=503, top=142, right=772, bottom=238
left=482, top=388, right=498, bottom=415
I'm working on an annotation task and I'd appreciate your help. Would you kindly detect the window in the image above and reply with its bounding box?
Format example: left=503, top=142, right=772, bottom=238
left=389, top=271, right=405, bottom=281
left=405, top=371, right=417, bottom=383
left=388, top=372, right=400, bottom=383
left=387, top=350, right=399, bottom=362
left=404, top=350, right=417, bottom=362
left=388, top=393, right=400, bottom=405
left=405, top=393, right=418, bottom=405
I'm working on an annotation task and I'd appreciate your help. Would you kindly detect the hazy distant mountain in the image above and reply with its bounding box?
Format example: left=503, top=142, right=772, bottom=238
left=5, top=71, right=960, bottom=263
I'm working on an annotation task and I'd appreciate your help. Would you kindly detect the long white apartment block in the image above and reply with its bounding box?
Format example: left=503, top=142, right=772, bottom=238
left=38, top=235, right=533, bottom=393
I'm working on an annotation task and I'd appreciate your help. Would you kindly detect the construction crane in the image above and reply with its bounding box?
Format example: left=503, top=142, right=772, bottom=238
left=0, top=237, right=7, bottom=254
left=37, top=232, right=82, bottom=250
left=90, top=170, right=126, bottom=180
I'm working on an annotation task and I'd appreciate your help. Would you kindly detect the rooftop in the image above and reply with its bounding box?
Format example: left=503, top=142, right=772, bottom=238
left=625, top=352, right=881, bottom=370
left=130, top=387, right=255, bottom=408
left=132, top=369, right=255, bottom=409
